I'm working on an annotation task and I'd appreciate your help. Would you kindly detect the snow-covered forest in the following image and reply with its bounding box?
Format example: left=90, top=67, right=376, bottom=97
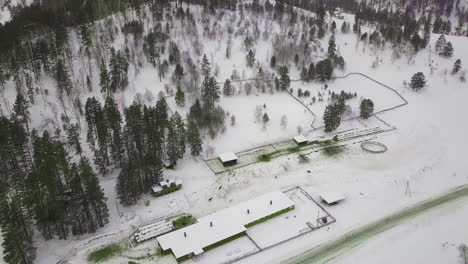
left=0, top=0, right=468, bottom=263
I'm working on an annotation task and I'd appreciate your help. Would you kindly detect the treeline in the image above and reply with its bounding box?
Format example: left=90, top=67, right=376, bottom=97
left=0, top=94, right=109, bottom=264
left=0, top=0, right=172, bottom=57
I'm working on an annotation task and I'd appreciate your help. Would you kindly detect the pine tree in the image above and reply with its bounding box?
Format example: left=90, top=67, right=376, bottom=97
left=262, top=113, right=270, bottom=124
left=99, top=59, right=110, bottom=95
left=13, top=93, right=30, bottom=134
left=79, top=158, right=109, bottom=228
left=175, top=86, right=185, bottom=107
left=301, top=67, right=310, bottom=82
left=223, top=79, right=233, bottom=96
left=316, top=59, right=333, bottom=82
left=66, top=123, right=82, bottom=155
left=187, top=121, right=202, bottom=156
left=104, top=96, right=123, bottom=166
left=115, top=158, right=140, bottom=206
left=308, top=63, right=316, bottom=80
left=270, top=55, right=276, bottom=68
left=318, top=26, right=325, bottom=39
left=279, top=66, right=290, bottom=90
left=202, top=76, right=220, bottom=109
left=328, top=34, right=336, bottom=58
left=166, top=119, right=180, bottom=166
left=360, top=99, right=374, bottom=119
left=0, top=185, right=36, bottom=264
left=246, top=50, right=256, bottom=67
left=441, top=42, right=454, bottom=57
left=410, top=72, right=426, bottom=91
left=174, top=64, right=185, bottom=82
left=55, top=58, right=73, bottom=99
left=331, top=21, right=337, bottom=32
left=435, top=35, right=446, bottom=53
left=323, top=103, right=342, bottom=132
left=452, top=59, right=462, bottom=74
left=201, top=54, right=211, bottom=76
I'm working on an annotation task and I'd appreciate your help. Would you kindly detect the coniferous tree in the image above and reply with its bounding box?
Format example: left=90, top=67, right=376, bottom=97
left=115, top=157, right=140, bottom=206
left=410, top=72, right=426, bottom=91
left=13, top=93, right=30, bottom=134
left=360, top=99, right=374, bottom=119
left=223, top=79, right=233, bottom=96
left=452, top=59, right=462, bottom=74
left=270, top=55, right=276, bottom=68
left=99, top=59, right=110, bottom=95
left=435, top=35, right=446, bottom=53
left=175, top=85, right=185, bottom=107
left=201, top=54, right=211, bottom=76
left=0, top=184, right=36, bottom=264
left=328, top=34, right=336, bottom=58
left=318, top=26, right=325, bottom=39
left=441, top=42, right=454, bottom=57
left=323, top=103, right=342, bottom=132
left=301, top=67, right=310, bottom=82
left=278, top=66, right=290, bottom=90
left=55, top=58, right=73, bottom=99
left=202, top=76, right=220, bottom=109
left=316, top=59, right=333, bottom=82
left=66, top=123, right=82, bottom=155
left=174, top=64, right=185, bottom=83
left=166, top=119, right=180, bottom=166
left=308, top=63, right=316, bottom=80
left=187, top=121, right=202, bottom=156
left=104, top=96, right=124, bottom=166
left=246, top=50, right=256, bottom=67
left=78, top=158, right=109, bottom=228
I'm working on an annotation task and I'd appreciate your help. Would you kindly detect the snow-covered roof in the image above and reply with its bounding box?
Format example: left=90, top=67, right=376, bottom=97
left=135, top=220, right=174, bottom=243
left=293, top=135, right=308, bottom=144
left=218, top=152, right=238, bottom=163
left=157, top=190, right=294, bottom=259
left=319, top=192, right=346, bottom=204
left=152, top=186, right=163, bottom=193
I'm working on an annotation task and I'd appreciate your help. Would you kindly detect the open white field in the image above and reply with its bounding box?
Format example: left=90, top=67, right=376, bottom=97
left=203, top=92, right=315, bottom=156
left=293, top=74, right=406, bottom=128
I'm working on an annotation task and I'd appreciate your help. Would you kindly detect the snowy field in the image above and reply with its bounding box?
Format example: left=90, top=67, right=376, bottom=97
left=1, top=2, right=468, bottom=264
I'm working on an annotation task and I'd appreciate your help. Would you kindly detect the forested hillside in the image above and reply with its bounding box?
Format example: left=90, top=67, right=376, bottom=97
left=0, top=0, right=467, bottom=263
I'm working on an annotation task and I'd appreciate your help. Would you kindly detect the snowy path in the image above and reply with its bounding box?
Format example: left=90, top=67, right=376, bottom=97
left=283, top=184, right=468, bottom=264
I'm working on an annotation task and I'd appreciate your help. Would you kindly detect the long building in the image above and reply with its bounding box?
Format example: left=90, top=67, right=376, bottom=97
left=157, top=190, right=295, bottom=260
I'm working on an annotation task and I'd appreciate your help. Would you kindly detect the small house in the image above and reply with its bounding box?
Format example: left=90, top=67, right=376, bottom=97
left=293, top=135, right=308, bottom=146
left=319, top=192, right=345, bottom=206
left=218, top=152, right=238, bottom=167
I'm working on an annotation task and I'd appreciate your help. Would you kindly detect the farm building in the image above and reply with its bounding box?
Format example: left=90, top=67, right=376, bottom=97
left=157, top=190, right=295, bottom=261
left=319, top=192, right=346, bottom=206
left=152, top=179, right=183, bottom=195
left=218, top=152, right=238, bottom=167
left=293, top=135, right=308, bottom=145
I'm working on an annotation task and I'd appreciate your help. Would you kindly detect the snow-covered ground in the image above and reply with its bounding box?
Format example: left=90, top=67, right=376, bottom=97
left=330, top=199, right=468, bottom=264
left=1, top=3, right=468, bottom=264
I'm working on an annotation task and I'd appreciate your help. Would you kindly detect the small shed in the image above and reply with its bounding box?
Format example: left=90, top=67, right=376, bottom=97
left=218, top=152, right=238, bottom=167
left=293, top=135, right=308, bottom=145
left=319, top=192, right=345, bottom=206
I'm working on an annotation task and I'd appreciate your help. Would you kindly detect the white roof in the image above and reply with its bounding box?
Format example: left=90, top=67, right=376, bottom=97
left=152, top=186, right=163, bottom=193
left=218, top=152, right=238, bottom=163
left=293, top=135, right=307, bottom=143
left=157, top=190, right=294, bottom=259
left=319, top=192, right=346, bottom=204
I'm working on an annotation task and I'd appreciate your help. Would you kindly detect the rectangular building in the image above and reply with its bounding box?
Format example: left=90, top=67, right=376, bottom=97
left=157, top=190, right=294, bottom=260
